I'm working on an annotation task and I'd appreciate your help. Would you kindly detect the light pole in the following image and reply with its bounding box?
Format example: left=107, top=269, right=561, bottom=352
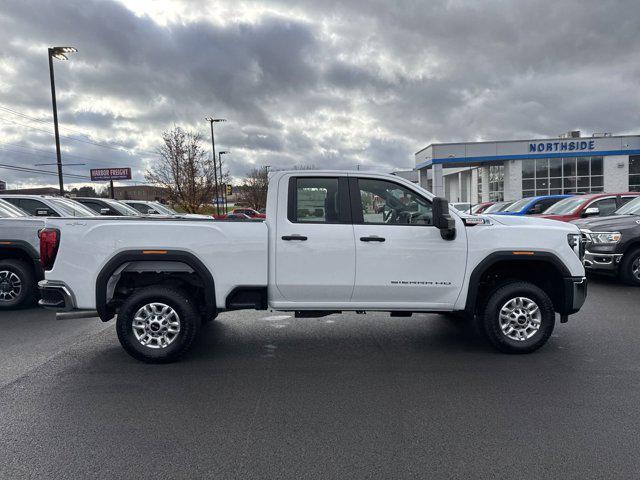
left=218, top=150, right=230, bottom=212
left=48, top=46, right=77, bottom=195
left=205, top=116, right=226, bottom=215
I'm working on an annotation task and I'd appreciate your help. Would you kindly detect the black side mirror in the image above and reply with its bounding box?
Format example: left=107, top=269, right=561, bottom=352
left=432, top=197, right=456, bottom=240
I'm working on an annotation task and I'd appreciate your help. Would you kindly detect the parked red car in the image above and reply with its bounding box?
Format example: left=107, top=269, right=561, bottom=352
left=229, top=208, right=266, bottom=219
left=471, top=201, right=495, bottom=214
left=533, top=192, right=640, bottom=222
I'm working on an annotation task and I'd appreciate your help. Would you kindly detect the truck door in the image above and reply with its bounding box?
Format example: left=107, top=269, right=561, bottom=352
left=349, top=176, right=467, bottom=309
left=275, top=176, right=356, bottom=302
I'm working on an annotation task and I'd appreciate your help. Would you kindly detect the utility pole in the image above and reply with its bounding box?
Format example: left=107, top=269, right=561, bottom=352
left=48, top=46, right=77, bottom=195
left=219, top=151, right=230, bottom=213
left=205, top=116, right=226, bottom=215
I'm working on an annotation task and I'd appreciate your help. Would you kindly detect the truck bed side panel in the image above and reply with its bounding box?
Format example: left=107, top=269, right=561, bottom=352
left=44, top=218, right=268, bottom=310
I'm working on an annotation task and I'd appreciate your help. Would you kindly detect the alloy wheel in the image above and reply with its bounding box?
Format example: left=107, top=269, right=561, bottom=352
left=498, top=296, right=541, bottom=341
left=132, top=302, right=181, bottom=349
left=0, top=270, right=22, bottom=302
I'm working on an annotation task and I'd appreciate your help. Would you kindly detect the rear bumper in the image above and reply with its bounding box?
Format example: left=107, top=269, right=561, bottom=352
left=559, top=276, right=587, bottom=315
left=583, top=251, right=622, bottom=273
left=38, top=280, right=76, bottom=311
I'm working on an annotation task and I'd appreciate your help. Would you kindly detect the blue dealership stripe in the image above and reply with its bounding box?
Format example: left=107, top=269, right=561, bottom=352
left=416, top=149, right=640, bottom=169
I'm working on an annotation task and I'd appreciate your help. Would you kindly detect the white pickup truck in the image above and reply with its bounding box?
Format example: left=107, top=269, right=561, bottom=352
left=38, top=171, right=587, bottom=362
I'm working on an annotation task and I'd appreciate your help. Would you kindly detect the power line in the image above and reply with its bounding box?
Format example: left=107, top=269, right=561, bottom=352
left=0, top=145, right=99, bottom=168
left=0, top=163, right=90, bottom=180
left=0, top=112, right=158, bottom=157
left=0, top=141, right=104, bottom=163
left=0, top=104, right=102, bottom=139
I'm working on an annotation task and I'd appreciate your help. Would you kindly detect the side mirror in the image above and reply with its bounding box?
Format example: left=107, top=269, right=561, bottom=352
left=35, top=209, right=49, bottom=216
left=99, top=208, right=111, bottom=215
left=147, top=208, right=157, bottom=214
left=432, top=197, right=456, bottom=240
left=582, top=207, right=599, bottom=217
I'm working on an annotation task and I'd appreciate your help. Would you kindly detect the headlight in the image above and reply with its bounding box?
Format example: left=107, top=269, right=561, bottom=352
left=589, top=232, right=622, bottom=244
left=567, top=233, right=584, bottom=260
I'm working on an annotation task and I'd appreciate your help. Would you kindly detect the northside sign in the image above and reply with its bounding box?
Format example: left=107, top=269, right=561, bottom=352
left=90, top=168, right=132, bottom=181
left=529, top=140, right=595, bottom=153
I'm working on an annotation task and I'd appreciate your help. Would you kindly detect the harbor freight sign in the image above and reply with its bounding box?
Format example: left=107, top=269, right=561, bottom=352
left=90, top=168, right=132, bottom=181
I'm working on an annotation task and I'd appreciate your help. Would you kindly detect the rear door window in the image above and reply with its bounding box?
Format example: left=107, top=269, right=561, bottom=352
left=288, top=177, right=347, bottom=223
left=17, top=199, right=58, bottom=216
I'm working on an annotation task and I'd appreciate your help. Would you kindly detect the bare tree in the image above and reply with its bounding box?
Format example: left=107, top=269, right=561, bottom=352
left=145, top=126, right=216, bottom=213
left=237, top=167, right=269, bottom=209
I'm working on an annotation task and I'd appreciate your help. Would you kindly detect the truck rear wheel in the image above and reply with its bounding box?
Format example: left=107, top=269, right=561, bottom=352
left=116, top=286, right=201, bottom=363
left=481, top=281, right=555, bottom=354
left=0, top=259, right=34, bottom=310
left=620, top=248, right=640, bottom=286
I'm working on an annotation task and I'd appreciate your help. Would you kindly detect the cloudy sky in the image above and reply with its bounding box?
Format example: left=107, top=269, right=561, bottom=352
left=0, top=0, right=639, bottom=188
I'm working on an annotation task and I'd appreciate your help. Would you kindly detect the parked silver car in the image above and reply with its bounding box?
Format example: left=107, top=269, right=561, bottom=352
left=0, top=195, right=97, bottom=218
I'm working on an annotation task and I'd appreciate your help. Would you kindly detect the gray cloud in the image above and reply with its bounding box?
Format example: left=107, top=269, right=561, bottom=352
left=0, top=0, right=639, bottom=188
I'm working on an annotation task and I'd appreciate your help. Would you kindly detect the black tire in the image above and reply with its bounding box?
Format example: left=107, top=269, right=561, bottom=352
left=116, top=286, right=201, bottom=363
left=0, top=259, right=35, bottom=309
left=481, top=281, right=555, bottom=354
left=620, top=248, right=640, bottom=286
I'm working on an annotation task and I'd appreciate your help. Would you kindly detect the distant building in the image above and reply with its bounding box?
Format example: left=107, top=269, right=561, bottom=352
left=391, top=170, right=419, bottom=183
left=3, top=187, right=61, bottom=195
left=415, top=131, right=640, bottom=202
left=0, top=180, right=6, bottom=192
left=112, top=185, right=170, bottom=202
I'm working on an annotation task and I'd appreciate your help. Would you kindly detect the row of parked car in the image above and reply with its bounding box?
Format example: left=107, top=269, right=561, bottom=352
left=453, top=192, right=640, bottom=220
left=0, top=195, right=268, bottom=310
left=453, top=192, right=640, bottom=287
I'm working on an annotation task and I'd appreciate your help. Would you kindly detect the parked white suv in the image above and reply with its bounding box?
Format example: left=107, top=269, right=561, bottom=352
left=0, top=195, right=97, bottom=218
left=38, top=171, right=587, bottom=362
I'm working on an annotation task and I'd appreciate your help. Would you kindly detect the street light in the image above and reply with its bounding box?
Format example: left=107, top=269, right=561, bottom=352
left=48, top=46, right=77, bottom=195
left=205, top=116, right=226, bottom=215
left=218, top=151, right=230, bottom=212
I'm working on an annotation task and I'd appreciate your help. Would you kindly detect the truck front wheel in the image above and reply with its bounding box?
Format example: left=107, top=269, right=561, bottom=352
left=620, top=248, right=640, bottom=286
left=116, top=286, right=201, bottom=363
left=481, top=281, right=555, bottom=354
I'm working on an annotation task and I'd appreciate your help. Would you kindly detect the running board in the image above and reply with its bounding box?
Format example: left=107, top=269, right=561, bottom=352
left=56, top=310, right=99, bottom=320
left=294, top=311, right=340, bottom=318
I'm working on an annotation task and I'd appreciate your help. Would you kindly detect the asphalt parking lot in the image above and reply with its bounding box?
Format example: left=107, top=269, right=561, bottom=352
left=1, top=276, right=639, bottom=479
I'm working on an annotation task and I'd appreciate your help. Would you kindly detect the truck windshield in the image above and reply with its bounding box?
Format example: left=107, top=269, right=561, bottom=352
left=104, top=199, right=141, bottom=216
left=615, top=196, right=640, bottom=215
left=150, top=202, right=177, bottom=215
left=50, top=198, right=98, bottom=217
left=503, top=198, right=532, bottom=212
left=483, top=201, right=513, bottom=213
left=0, top=199, right=27, bottom=217
left=543, top=196, right=587, bottom=215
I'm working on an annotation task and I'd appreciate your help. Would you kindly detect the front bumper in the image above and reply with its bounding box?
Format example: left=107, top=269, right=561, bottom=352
left=583, top=251, right=623, bottom=273
left=559, top=276, right=587, bottom=315
left=38, top=280, right=76, bottom=311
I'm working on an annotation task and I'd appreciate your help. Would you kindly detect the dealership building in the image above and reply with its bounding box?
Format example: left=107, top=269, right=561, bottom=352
left=415, top=132, right=640, bottom=203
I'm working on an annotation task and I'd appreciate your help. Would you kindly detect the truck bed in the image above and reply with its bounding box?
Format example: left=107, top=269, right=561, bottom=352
left=44, top=217, right=268, bottom=310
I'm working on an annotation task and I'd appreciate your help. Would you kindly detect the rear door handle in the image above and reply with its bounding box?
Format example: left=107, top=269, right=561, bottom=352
left=282, top=235, right=308, bottom=241
left=360, top=235, right=385, bottom=242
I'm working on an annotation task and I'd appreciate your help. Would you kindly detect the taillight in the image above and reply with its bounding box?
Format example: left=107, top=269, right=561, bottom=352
left=39, top=228, right=60, bottom=271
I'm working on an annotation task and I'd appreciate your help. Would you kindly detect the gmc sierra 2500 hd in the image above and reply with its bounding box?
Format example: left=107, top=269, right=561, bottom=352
left=38, top=171, right=587, bottom=362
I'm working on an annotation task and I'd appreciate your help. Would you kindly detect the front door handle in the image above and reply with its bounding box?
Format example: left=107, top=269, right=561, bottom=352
left=360, top=235, right=385, bottom=242
left=282, top=235, right=308, bottom=241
